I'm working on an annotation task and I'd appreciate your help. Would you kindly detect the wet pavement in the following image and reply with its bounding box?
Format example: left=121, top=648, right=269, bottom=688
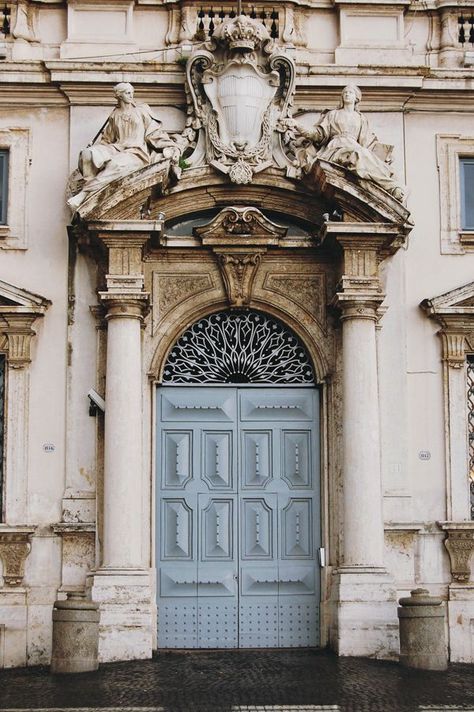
left=0, top=649, right=473, bottom=712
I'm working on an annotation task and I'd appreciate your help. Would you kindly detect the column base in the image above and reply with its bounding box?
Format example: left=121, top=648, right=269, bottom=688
left=329, top=567, right=399, bottom=660
left=446, top=583, right=474, bottom=663
left=90, top=568, right=153, bottom=663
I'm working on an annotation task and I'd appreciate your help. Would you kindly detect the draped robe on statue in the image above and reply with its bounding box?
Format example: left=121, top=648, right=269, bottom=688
left=81, top=104, right=179, bottom=194
left=306, top=108, right=401, bottom=196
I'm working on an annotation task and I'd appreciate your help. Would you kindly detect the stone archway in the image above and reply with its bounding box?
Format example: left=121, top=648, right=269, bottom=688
left=72, top=161, right=412, bottom=662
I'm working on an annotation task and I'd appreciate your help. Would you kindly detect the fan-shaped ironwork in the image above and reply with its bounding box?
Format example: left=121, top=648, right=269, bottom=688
left=162, top=311, right=314, bottom=384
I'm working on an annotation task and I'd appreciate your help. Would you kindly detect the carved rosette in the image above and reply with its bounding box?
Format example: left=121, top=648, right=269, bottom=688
left=0, top=529, right=35, bottom=587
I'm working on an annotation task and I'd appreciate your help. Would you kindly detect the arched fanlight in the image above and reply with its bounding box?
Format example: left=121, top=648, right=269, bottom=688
left=162, top=310, right=315, bottom=385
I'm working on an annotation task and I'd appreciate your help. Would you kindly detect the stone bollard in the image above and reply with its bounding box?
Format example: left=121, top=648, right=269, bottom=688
left=397, top=588, right=448, bottom=671
left=51, top=592, right=100, bottom=673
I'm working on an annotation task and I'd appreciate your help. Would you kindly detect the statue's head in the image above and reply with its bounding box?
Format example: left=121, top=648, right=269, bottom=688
left=114, top=82, right=134, bottom=104
left=339, top=84, right=362, bottom=108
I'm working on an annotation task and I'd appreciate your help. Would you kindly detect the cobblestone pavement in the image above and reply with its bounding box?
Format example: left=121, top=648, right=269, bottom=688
left=0, top=650, right=473, bottom=712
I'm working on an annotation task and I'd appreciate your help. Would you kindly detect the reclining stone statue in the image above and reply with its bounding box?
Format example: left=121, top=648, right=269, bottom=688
left=67, top=82, right=184, bottom=211
left=289, top=84, right=405, bottom=201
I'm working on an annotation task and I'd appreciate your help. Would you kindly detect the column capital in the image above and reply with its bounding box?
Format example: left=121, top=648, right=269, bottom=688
left=321, top=221, right=407, bottom=259
left=334, top=296, right=384, bottom=321
left=88, top=220, right=161, bottom=278
left=0, top=314, right=39, bottom=368
left=439, top=331, right=468, bottom=369
left=99, top=292, right=151, bottom=321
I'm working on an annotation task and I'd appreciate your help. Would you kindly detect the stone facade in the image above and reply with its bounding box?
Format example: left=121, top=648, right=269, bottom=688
left=0, top=0, right=474, bottom=668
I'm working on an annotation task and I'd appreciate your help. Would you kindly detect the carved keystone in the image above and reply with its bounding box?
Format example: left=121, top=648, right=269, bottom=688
left=214, top=249, right=264, bottom=307
left=0, top=527, right=35, bottom=587
left=438, top=522, right=474, bottom=583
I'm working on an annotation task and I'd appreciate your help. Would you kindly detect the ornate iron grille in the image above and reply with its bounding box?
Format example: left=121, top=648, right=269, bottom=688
left=162, top=311, right=315, bottom=384
left=195, top=6, right=280, bottom=41
left=468, top=357, right=474, bottom=520
left=0, top=355, right=5, bottom=521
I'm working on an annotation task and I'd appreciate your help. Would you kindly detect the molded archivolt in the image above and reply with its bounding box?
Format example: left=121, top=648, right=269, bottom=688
left=148, top=301, right=330, bottom=386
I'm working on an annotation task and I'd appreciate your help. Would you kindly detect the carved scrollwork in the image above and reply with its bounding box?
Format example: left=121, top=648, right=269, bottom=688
left=194, top=206, right=287, bottom=245
left=184, top=14, right=296, bottom=183
left=215, top=250, right=263, bottom=307
left=0, top=530, right=34, bottom=587
left=443, top=529, right=474, bottom=583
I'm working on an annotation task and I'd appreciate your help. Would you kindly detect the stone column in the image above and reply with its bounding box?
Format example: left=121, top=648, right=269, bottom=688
left=339, top=298, right=385, bottom=569
left=88, top=224, right=154, bottom=663
left=439, top=331, right=471, bottom=521
left=324, top=224, right=399, bottom=659
left=101, top=295, right=146, bottom=569
left=2, top=316, right=39, bottom=524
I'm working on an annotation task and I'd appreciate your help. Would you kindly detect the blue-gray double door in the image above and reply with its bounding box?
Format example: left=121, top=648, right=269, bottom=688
left=156, top=386, right=320, bottom=648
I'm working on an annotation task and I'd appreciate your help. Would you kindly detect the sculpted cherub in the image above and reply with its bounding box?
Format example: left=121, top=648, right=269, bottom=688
left=290, top=84, right=405, bottom=201
left=67, top=83, right=186, bottom=211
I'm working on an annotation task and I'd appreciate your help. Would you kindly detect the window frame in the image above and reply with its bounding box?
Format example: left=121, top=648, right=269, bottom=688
left=0, top=353, right=5, bottom=522
left=436, top=134, right=474, bottom=254
left=0, top=128, right=30, bottom=250
left=0, top=150, right=8, bottom=226
left=460, top=157, right=474, bottom=232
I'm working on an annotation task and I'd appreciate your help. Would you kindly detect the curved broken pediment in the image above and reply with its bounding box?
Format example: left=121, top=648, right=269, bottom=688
left=72, top=159, right=411, bottom=236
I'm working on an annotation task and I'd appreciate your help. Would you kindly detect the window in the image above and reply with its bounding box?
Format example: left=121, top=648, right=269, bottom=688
left=0, top=150, right=8, bottom=225
left=436, top=134, right=474, bottom=253
left=0, top=354, right=5, bottom=520
left=460, top=158, right=474, bottom=231
left=468, top=356, right=474, bottom=520
left=0, top=128, right=30, bottom=249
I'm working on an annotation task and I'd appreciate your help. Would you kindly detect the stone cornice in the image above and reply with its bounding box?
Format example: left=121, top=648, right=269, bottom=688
left=0, top=58, right=473, bottom=110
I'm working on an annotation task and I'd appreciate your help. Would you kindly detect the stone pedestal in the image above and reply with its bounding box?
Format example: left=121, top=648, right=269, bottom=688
left=445, top=583, right=474, bottom=663
left=330, top=569, right=399, bottom=658
left=90, top=569, right=153, bottom=663
left=51, top=592, right=99, bottom=674
left=398, top=588, right=448, bottom=670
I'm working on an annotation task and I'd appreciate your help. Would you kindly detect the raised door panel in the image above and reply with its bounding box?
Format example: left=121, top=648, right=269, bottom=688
left=161, top=388, right=236, bottom=422
left=239, top=390, right=315, bottom=422
left=162, top=431, right=193, bottom=489
left=281, top=430, right=312, bottom=489
left=198, top=493, right=238, bottom=648
left=241, top=430, right=273, bottom=488
left=239, top=493, right=279, bottom=647
left=201, top=430, right=234, bottom=490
